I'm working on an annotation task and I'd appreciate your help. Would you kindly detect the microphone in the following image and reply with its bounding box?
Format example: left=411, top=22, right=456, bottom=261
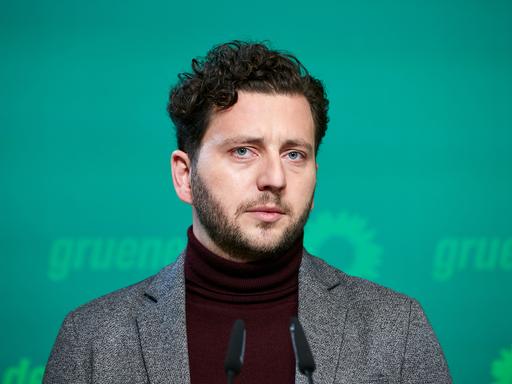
left=289, top=317, right=316, bottom=384
left=224, top=319, right=246, bottom=384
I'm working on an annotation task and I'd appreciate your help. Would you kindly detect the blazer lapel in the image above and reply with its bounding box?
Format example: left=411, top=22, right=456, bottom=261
left=295, top=251, right=349, bottom=384
left=136, top=253, right=190, bottom=384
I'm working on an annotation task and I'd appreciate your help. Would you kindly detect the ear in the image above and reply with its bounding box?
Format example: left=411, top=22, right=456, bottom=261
left=171, top=150, right=193, bottom=205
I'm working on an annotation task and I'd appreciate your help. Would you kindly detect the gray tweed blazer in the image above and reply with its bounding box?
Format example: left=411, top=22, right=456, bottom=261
left=43, top=251, right=452, bottom=383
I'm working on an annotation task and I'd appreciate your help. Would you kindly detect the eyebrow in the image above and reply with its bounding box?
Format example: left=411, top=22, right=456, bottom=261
left=221, top=136, right=314, bottom=154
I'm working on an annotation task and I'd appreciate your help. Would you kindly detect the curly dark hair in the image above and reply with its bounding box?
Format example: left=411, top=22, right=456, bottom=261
left=167, top=40, right=329, bottom=163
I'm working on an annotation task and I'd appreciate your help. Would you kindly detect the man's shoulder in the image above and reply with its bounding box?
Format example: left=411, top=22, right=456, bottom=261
left=304, top=251, right=414, bottom=309
left=64, top=261, right=178, bottom=334
left=71, top=274, right=151, bottom=318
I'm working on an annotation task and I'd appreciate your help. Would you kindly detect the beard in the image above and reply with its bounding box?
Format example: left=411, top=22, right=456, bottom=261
left=190, top=166, right=314, bottom=262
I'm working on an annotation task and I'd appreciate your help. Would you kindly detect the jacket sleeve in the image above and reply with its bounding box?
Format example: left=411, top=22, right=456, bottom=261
left=43, top=311, right=91, bottom=383
left=400, top=298, right=452, bottom=384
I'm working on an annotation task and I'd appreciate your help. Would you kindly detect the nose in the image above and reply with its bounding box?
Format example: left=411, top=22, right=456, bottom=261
left=256, top=153, right=286, bottom=193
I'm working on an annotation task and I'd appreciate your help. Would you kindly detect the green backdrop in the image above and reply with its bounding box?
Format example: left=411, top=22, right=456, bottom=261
left=1, top=1, right=511, bottom=383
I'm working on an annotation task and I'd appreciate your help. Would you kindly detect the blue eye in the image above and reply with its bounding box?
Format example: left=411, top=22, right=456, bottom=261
left=287, top=151, right=303, bottom=160
left=233, top=147, right=254, bottom=159
left=236, top=147, right=248, bottom=156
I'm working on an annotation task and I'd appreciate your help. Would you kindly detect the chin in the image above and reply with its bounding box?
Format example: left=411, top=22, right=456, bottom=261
left=249, top=222, right=283, bottom=235
left=247, top=229, right=284, bottom=246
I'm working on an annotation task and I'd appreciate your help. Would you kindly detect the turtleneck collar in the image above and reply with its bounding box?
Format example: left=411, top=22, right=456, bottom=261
left=184, top=226, right=303, bottom=303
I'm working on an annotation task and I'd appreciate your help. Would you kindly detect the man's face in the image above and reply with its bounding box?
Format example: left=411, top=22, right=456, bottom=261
left=191, top=91, right=317, bottom=261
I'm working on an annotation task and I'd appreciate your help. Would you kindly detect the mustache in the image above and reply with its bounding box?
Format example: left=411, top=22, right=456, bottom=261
left=235, top=193, right=291, bottom=216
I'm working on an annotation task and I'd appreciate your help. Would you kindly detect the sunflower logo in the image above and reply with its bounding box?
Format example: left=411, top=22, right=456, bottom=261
left=305, top=211, right=382, bottom=279
left=492, top=345, right=512, bottom=384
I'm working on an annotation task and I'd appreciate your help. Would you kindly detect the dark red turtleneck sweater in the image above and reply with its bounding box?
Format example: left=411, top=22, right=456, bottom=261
left=184, top=226, right=302, bottom=383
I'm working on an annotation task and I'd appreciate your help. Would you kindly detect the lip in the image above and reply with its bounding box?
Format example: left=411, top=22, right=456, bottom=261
left=246, top=206, right=285, bottom=223
left=246, top=206, right=285, bottom=214
left=247, top=211, right=284, bottom=223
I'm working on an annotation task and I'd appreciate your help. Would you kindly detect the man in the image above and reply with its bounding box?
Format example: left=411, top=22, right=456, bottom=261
left=43, top=41, right=452, bottom=383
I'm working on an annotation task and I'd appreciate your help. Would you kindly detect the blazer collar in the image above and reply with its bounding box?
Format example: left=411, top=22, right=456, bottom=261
left=136, top=252, right=190, bottom=384
left=136, top=249, right=348, bottom=384
left=296, top=250, right=349, bottom=384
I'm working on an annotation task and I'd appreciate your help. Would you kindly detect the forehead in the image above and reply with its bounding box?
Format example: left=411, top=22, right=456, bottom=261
left=202, top=91, right=315, bottom=147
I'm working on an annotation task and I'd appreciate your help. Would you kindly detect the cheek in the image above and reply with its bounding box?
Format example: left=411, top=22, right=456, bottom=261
left=288, top=174, right=316, bottom=206
left=203, top=170, right=252, bottom=209
left=209, top=170, right=252, bottom=193
left=208, top=161, right=256, bottom=191
left=291, top=167, right=316, bottom=191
